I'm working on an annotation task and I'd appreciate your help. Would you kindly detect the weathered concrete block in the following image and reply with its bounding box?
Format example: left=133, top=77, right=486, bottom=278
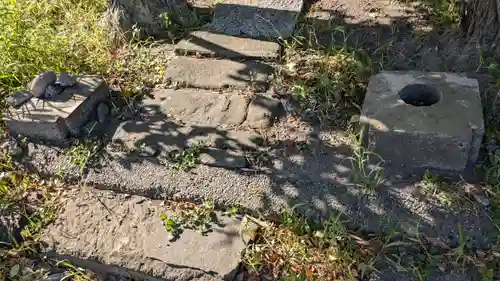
left=175, top=30, right=280, bottom=59
left=166, top=56, right=272, bottom=91
left=4, top=76, right=109, bottom=144
left=360, top=71, right=484, bottom=174
left=144, top=89, right=251, bottom=127
left=209, top=0, right=304, bottom=39
left=41, top=189, right=255, bottom=281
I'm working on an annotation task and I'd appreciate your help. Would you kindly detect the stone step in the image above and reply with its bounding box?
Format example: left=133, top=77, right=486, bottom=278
left=142, top=89, right=282, bottom=129
left=111, top=119, right=264, bottom=153
left=207, top=0, right=304, bottom=40
left=175, top=30, right=280, bottom=59
left=41, top=188, right=255, bottom=281
left=166, top=56, right=272, bottom=91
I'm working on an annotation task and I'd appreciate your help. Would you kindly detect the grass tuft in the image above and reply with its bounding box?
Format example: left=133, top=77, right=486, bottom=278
left=275, top=40, right=371, bottom=125
left=0, top=0, right=110, bottom=93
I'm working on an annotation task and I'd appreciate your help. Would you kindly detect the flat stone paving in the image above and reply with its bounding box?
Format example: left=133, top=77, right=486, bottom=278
left=41, top=188, right=254, bottom=281
left=166, top=57, right=272, bottom=91
left=209, top=0, right=304, bottom=39
left=175, top=30, right=281, bottom=59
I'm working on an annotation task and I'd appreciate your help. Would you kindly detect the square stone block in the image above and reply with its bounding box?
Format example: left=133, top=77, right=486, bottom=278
left=360, top=71, right=484, bottom=174
left=4, top=76, right=109, bottom=144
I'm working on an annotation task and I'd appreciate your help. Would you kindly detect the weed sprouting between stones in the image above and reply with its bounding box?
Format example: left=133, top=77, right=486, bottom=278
left=159, top=200, right=219, bottom=239
left=57, top=140, right=101, bottom=178
left=159, top=200, right=244, bottom=241
left=169, top=145, right=204, bottom=171
left=345, top=136, right=385, bottom=191
left=419, top=171, right=464, bottom=210
left=243, top=206, right=388, bottom=280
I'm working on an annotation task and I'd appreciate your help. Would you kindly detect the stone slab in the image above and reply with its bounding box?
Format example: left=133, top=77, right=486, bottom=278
left=243, top=93, right=282, bottom=128
left=143, top=89, right=250, bottom=127
left=360, top=71, right=484, bottom=174
left=208, top=0, right=304, bottom=39
left=4, top=76, right=109, bottom=144
left=175, top=30, right=280, bottom=59
left=111, top=119, right=263, bottom=152
left=41, top=188, right=254, bottom=281
left=166, top=57, right=272, bottom=91
left=199, top=148, right=247, bottom=168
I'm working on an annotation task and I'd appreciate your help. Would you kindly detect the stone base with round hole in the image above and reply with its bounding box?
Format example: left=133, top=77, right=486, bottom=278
left=360, top=71, right=484, bottom=176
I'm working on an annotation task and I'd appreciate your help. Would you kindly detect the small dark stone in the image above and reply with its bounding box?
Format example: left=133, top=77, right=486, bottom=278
left=56, top=72, right=77, bottom=87
left=6, top=90, right=33, bottom=108
left=44, top=84, right=64, bottom=99
left=30, top=72, right=57, bottom=98
left=97, top=103, right=111, bottom=124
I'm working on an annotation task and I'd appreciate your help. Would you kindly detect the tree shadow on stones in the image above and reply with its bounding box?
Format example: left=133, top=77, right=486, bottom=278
left=25, top=2, right=500, bottom=279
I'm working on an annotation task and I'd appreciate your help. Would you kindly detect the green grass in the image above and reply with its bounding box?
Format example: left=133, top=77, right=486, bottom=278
left=57, top=140, right=100, bottom=177
left=420, top=171, right=464, bottom=209
left=169, top=145, right=204, bottom=171
left=346, top=138, right=385, bottom=191
left=0, top=0, right=110, bottom=94
left=275, top=31, right=372, bottom=125
left=397, top=0, right=461, bottom=27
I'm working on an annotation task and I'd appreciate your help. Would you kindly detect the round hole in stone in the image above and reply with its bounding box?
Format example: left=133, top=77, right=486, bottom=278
left=398, top=84, right=440, bottom=106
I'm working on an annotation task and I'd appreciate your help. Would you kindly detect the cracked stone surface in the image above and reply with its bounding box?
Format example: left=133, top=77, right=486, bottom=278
left=209, top=0, right=304, bottom=39
left=41, top=188, right=255, bottom=281
left=175, top=30, right=281, bottom=59
left=166, top=57, right=272, bottom=91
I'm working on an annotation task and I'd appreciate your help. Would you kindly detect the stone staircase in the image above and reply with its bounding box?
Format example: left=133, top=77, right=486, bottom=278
left=8, top=1, right=500, bottom=281
left=35, top=2, right=308, bottom=281
left=111, top=0, right=307, bottom=169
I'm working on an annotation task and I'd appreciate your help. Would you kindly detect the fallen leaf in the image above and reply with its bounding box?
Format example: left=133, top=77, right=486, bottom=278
left=9, top=264, right=20, bottom=278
